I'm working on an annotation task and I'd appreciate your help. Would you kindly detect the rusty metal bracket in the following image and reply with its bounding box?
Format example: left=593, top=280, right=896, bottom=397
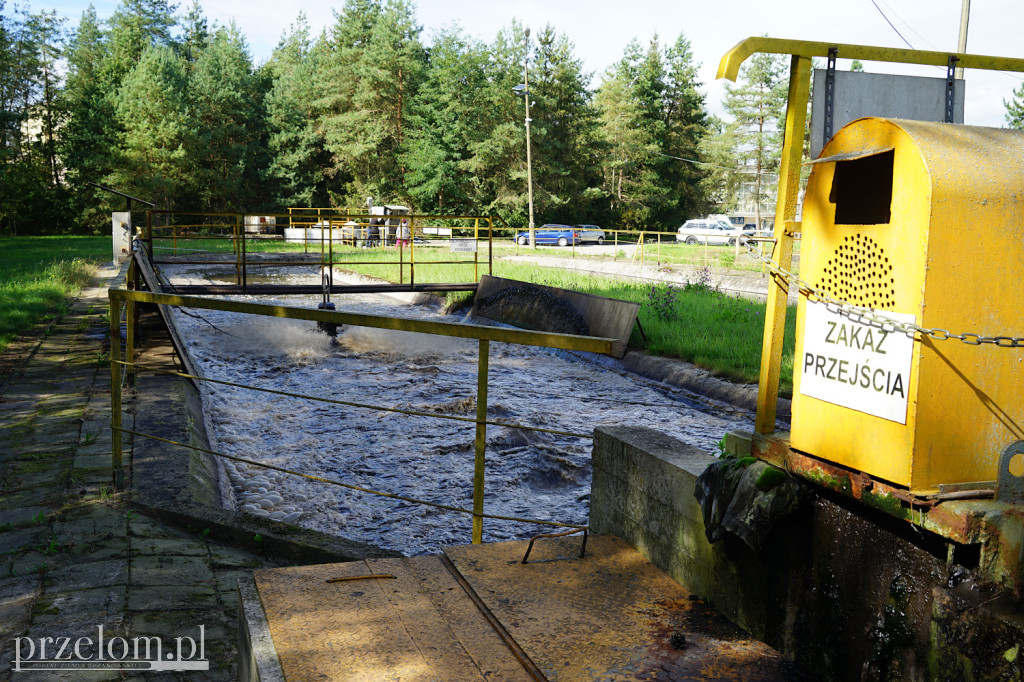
left=521, top=528, right=588, bottom=564
left=945, top=55, right=959, bottom=123
left=997, top=441, right=1024, bottom=504
left=824, top=47, right=838, bottom=143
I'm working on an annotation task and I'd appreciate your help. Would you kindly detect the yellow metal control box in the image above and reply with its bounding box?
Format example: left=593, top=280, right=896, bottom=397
left=792, top=117, right=1024, bottom=492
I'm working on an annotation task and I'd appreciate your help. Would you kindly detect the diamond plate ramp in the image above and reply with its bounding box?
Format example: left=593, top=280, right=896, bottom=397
left=443, top=534, right=791, bottom=681
left=253, top=558, right=533, bottom=681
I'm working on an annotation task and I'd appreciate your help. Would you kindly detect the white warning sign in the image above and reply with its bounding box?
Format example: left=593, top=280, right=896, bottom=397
left=449, top=238, right=478, bottom=253
left=799, top=301, right=916, bottom=424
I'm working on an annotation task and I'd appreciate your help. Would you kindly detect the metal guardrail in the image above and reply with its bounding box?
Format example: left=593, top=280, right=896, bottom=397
left=109, top=287, right=616, bottom=544
left=143, top=210, right=506, bottom=292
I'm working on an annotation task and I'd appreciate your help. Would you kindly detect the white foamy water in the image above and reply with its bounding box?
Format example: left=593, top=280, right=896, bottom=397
left=165, top=265, right=753, bottom=556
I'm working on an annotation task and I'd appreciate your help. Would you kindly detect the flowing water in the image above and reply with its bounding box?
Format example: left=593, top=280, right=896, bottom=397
left=165, top=265, right=754, bottom=556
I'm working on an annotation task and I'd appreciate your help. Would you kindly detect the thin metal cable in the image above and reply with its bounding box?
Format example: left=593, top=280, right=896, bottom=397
left=120, top=361, right=593, bottom=440
left=112, top=426, right=586, bottom=531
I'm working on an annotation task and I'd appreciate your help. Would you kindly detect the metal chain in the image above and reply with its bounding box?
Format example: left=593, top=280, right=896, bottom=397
left=746, top=242, right=1024, bottom=347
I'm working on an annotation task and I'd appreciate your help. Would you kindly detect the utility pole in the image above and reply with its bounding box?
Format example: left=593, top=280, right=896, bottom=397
left=955, top=0, right=970, bottom=80
left=523, top=28, right=536, bottom=248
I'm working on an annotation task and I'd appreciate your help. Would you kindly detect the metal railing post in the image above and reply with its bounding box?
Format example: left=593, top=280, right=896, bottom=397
left=755, top=53, right=811, bottom=434
left=487, top=218, right=494, bottom=277
left=126, top=259, right=136, bottom=382
left=109, top=291, right=125, bottom=490
left=472, top=338, right=490, bottom=543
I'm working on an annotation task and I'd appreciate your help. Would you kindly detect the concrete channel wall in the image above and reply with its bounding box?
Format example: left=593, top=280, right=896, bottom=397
left=591, top=425, right=1024, bottom=681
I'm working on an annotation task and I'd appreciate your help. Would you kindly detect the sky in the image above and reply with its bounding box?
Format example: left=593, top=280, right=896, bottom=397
left=46, top=0, right=1024, bottom=128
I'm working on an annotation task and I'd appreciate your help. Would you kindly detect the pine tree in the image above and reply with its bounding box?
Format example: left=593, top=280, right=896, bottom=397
left=0, top=3, right=71, bottom=234
left=314, top=0, right=424, bottom=204
left=62, top=6, right=116, bottom=231
left=263, top=14, right=326, bottom=208
left=463, top=21, right=532, bottom=222
left=594, top=33, right=712, bottom=229
left=311, top=0, right=382, bottom=205
left=404, top=27, right=490, bottom=213
left=103, top=0, right=177, bottom=86
left=179, top=0, right=209, bottom=71
left=528, top=25, right=600, bottom=224
left=593, top=67, right=660, bottom=228
left=721, top=50, right=787, bottom=222
left=108, top=45, right=190, bottom=209
left=188, top=24, right=263, bottom=211
left=1006, top=82, right=1024, bottom=129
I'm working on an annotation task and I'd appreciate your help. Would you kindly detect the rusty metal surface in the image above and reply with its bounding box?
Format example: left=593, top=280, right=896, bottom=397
left=254, top=558, right=532, bottom=681
left=444, top=534, right=792, bottom=680
left=746, top=430, right=1024, bottom=595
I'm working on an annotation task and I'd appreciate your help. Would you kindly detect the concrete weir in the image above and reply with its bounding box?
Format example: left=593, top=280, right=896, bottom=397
left=590, top=425, right=1024, bottom=680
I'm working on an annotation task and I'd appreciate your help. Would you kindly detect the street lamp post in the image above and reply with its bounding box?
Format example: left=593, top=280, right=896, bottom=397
left=513, top=28, right=536, bottom=248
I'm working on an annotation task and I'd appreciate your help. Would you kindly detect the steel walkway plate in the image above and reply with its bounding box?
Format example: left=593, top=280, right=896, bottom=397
left=443, top=534, right=790, bottom=681
left=253, top=557, right=532, bottom=681
left=251, top=535, right=791, bottom=680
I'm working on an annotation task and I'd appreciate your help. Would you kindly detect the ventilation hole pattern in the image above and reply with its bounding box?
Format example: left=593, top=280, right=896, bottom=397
left=814, top=234, right=896, bottom=310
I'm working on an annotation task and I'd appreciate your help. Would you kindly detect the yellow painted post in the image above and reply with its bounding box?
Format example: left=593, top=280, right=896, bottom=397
left=109, top=292, right=124, bottom=490
left=614, top=232, right=618, bottom=260
left=472, top=338, right=490, bottom=543
left=126, top=260, right=136, bottom=382
left=240, top=214, right=247, bottom=291
left=755, top=54, right=811, bottom=434
left=487, top=217, right=494, bottom=277
left=474, top=218, right=479, bottom=282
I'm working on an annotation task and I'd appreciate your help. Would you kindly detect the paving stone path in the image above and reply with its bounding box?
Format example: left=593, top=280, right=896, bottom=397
left=0, top=264, right=282, bottom=681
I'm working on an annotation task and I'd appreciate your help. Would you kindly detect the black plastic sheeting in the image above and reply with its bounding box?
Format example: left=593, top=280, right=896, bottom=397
left=694, top=457, right=805, bottom=552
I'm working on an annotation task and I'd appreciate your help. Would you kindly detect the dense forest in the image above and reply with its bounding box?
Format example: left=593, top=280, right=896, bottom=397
left=0, top=0, right=793, bottom=235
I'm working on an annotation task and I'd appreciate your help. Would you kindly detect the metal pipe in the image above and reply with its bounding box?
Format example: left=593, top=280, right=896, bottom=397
left=955, top=0, right=971, bottom=80
left=524, top=28, right=536, bottom=249
left=473, top=338, right=490, bottom=543
left=109, top=292, right=124, bottom=490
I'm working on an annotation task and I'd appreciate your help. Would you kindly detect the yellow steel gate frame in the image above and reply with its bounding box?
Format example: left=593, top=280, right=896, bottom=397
left=109, top=288, right=615, bottom=544
left=718, top=37, right=1024, bottom=434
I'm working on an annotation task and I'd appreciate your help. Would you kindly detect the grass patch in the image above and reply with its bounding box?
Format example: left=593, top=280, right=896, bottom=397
left=304, top=246, right=796, bottom=392
left=0, top=236, right=108, bottom=352
left=491, top=263, right=797, bottom=393
left=147, top=237, right=798, bottom=391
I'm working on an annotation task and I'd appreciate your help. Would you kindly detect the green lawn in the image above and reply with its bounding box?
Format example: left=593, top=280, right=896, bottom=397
left=0, top=235, right=797, bottom=393
left=0, top=236, right=109, bottom=352
left=303, top=246, right=797, bottom=392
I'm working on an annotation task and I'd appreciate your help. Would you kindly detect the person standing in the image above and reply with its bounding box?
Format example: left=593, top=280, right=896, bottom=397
left=368, top=217, right=381, bottom=247
left=397, top=219, right=411, bottom=247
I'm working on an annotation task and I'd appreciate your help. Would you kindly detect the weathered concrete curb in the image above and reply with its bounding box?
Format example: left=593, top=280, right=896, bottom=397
left=621, top=350, right=791, bottom=421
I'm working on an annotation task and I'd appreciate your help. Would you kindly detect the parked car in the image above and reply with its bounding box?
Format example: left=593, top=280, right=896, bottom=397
left=727, top=214, right=773, bottom=240
left=514, top=224, right=580, bottom=246
left=573, top=224, right=606, bottom=244
left=675, top=218, right=753, bottom=246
